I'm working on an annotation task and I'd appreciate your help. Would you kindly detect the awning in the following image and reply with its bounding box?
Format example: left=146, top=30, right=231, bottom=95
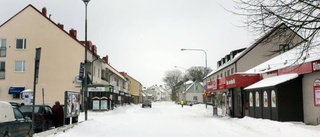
left=8, top=86, right=25, bottom=94
left=244, top=73, right=298, bottom=90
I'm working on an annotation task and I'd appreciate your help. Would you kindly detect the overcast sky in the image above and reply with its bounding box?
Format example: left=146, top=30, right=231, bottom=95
left=0, top=0, right=256, bottom=87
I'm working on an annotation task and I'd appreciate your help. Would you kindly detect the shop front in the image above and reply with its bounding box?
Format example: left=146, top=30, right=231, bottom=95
left=212, top=78, right=228, bottom=116
left=87, top=84, right=113, bottom=110
left=225, top=73, right=261, bottom=118
left=245, top=73, right=304, bottom=122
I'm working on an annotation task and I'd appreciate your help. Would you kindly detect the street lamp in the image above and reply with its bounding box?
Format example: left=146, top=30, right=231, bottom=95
left=181, top=48, right=208, bottom=107
left=83, top=0, right=90, bottom=121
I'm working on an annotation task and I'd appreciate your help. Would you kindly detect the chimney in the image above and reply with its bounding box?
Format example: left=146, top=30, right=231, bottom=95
left=92, top=45, right=97, bottom=55
left=42, top=7, right=47, bottom=17
left=102, top=55, right=109, bottom=64
left=86, top=41, right=92, bottom=50
left=69, top=29, right=77, bottom=39
left=57, top=23, right=64, bottom=30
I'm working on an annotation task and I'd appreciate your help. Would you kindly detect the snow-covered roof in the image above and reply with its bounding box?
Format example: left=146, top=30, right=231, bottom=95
left=244, top=73, right=298, bottom=90
left=245, top=44, right=320, bottom=74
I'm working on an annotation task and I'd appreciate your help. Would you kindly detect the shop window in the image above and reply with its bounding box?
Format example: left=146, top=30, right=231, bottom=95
left=271, top=90, right=276, bottom=107
left=263, top=91, right=268, bottom=107
left=13, top=94, right=20, bottom=99
left=249, top=92, right=253, bottom=107
left=255, top=91, right=260, bottom=107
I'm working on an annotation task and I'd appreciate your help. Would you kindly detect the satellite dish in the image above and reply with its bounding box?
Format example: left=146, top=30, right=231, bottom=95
left=75, top=75, right=82, bottom=84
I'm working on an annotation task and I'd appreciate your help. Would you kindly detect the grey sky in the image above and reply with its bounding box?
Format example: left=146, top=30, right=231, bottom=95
left=0, top=0, right=255, bottom=87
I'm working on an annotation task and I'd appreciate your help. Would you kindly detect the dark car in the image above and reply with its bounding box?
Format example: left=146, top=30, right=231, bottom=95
left=142, top=100, right=152, bottom=108
left=19, top=105, right=54, bottom=132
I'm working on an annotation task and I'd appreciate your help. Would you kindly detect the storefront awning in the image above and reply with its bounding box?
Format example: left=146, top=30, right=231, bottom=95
left=244, top=73, right=298, bottom=90
left=8, top=86, right=25, bottom=94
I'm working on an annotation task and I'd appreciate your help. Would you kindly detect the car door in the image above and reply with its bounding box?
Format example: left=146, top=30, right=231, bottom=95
left=13, top=108, right=30, bottom=136
left=44, top=106, right=54, bottom=128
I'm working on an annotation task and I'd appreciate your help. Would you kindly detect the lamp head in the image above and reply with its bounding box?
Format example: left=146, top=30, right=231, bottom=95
left=83, top=0, right=90, bottom=3
left=181, top=49, right=186, bottom=51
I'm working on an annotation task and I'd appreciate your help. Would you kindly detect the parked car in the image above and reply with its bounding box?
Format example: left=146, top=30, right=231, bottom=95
left=19, top=105, right=54, bottom=132
left=0, top=101, right=33, bottom=137
left=185, top=101, right=198, bottom=106
left=142, top=100, right=152, bottom=108
left=9, top=101, right=21, bottom=107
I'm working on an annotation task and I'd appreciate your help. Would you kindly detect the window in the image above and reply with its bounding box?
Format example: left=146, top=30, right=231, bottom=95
left=15, top=61, right=25, bottom=72
left=193, top=96, right=197, bottom=101
left=231, top=68, right=234, bottom=74
left=16, top=38, right=26, bottom=49
left=279, top=44, right=289, bottom=54
left=13, top=94, right=20, bottom=99
left=93, top=66, right=96, bottom=77
left=0, top=39, right=6, bottom=57
left=227, top=70, right=230, bottom=76
left=0, top=61, right=5, bottom=79
left=98, top=68, right=100, bottom=78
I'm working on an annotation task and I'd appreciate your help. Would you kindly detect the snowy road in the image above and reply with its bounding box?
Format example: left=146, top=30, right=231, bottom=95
left=50, top=102, right=320, bottom=137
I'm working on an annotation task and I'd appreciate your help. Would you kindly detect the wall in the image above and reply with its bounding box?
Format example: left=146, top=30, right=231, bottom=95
left=303, top=71, right=320, bottom=125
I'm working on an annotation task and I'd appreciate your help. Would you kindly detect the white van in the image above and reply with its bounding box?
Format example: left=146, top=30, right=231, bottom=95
left=0, top=101, right=33, bottom=137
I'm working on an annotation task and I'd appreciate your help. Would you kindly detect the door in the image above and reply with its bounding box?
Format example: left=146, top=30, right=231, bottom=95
left=13, top=108, right=30, bottom=136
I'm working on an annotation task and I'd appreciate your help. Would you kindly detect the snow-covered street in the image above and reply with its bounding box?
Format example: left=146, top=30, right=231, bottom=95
left=50, top=102, right=320, bottom=137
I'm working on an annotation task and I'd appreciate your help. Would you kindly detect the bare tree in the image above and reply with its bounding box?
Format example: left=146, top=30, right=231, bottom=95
left=186, top=66, right=212, bottom=82
left=162, top=70, right=184, bottom=100
left=232, top=0, right=320, bottom=57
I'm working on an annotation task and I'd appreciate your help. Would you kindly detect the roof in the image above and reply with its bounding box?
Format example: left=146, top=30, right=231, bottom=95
left=205, top=23, right=304, bottom=78
left=244, top=73, right=298, bottom=90
left=105, top=64, right=126, bottom=81
left=0, top=5, right=101, bottom=58
left=245, top=43, right=320, bottom=74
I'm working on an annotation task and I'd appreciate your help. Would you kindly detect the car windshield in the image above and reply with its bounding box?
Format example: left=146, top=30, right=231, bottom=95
left=19, top=106, right=40, bottom=113
left=144, top=100, right=151, bottom=103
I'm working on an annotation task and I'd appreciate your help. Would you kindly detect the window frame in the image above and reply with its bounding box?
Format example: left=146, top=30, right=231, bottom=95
left=16, top=38, right=27, bottom=50
left=0, top=38, right=7, bottom=57
left=15, top=60, right=26, bottom=72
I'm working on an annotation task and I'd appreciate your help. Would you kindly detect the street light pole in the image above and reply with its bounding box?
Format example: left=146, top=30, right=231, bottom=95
left=83, top=0, right=90, bottom=121
left=181, top=48, right=208, bottom=107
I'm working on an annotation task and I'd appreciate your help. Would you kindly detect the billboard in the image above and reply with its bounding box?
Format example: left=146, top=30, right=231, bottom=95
left=64, top=91, right=81, bottom=118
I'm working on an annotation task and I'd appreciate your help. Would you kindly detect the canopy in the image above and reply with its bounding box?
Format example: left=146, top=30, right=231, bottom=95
left=244, top=73, right=298, bottom=90
left=8, top=86, right=25, bottom=94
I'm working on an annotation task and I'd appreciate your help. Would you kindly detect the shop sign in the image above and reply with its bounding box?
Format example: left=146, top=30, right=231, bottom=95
left=88, top=86, right=109, bottom=92
left=212, top=80, right=217, bottom=90
left=218, top=78, right=226, bottom=89
left=226, top=79, right=235, bottom=86
left=312, top=60, right=320, bottom=72
left=262, top=70, right=278, bottom=79
left=313, top=79, right=320, bottom=106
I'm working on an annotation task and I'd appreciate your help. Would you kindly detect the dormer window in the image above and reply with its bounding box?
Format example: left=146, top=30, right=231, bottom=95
left=279, top=44, right=289, bottom=54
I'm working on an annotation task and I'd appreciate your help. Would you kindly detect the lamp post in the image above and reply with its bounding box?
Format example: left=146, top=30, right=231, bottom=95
left=83, top=0, right=90, bottom=121
left=181, top=48, right=208, bottom=107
